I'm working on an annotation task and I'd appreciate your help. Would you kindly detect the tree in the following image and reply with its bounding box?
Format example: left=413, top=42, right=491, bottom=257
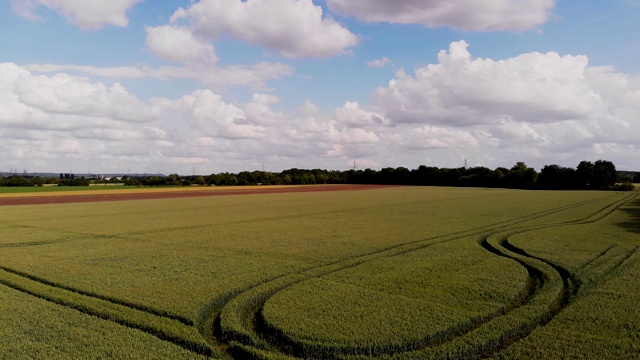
left=379, top=167, right=396, bottom=184
left=457, top=167, right=494, bottom=188
left=282, top=174, right=292, bottom=185
left=31, top=176, right=45, bottom=187
left=506, top=162, right=538, bottom=189
left=394, top=167, right=411, bottom=184
left=576, top=161, right=595, bottom=189
left=538, top=164, right=561, bottom=189
left=592, top=160, right=617, bottom=189
left=167, top=174, right=181, bottom=186
left=147, top=176, right=163, bottom=186
left=538, top=165, right=576, bottom=190
left=558, top=167, right=577, bottom=189
left=6, top=176, right=33, bottom=187
left=194, top=176, right=206, bottom=186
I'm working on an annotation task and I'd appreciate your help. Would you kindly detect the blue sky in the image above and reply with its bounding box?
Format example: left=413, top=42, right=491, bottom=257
left=1, top=0, right=639, bottom=174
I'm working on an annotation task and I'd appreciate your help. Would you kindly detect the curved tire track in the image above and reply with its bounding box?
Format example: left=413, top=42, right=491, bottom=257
left=1, top=192, right=635, bottom=359
left=475, top=193, right=638, bottom=358
left=205, top=193, right=636, bottom=359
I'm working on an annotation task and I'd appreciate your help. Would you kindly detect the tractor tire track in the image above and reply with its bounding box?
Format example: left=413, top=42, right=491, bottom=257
left=578, top=246, right=639, bottom=289
left=474, top=193, right=638, bottom=358
left=0, top=264, right=192, bottom=326
left=0, top=267, right=215, bottom=357
left=577, top=244, right=617, bottom=271
left=0, top=192, right=633, bottom=359
left=205, top=194, right=634, bottom=359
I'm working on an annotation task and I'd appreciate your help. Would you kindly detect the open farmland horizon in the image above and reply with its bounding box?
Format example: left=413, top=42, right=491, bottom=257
left=0, top=186, right=638, bottom=359
left=1, top=158, right=636, bottom=191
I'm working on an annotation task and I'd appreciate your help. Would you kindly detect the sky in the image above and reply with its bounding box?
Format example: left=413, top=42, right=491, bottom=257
left=1, top=0, right=639, bottom=175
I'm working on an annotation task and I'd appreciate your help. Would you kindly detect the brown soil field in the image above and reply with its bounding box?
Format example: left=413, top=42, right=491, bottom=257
left=0, top=185, right=396, bottom=206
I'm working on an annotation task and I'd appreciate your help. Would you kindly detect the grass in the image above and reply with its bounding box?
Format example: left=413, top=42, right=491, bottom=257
left=0, top=187, right=637, bottom=358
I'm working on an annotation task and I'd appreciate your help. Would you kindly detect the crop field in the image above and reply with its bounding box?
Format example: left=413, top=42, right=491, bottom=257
left=0, top=185, right=291, bottom=196
left=0, top=186, right=638, bottom=359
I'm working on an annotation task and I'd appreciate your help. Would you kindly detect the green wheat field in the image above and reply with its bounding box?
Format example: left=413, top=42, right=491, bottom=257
left=0, top=187, right=638, bottom=359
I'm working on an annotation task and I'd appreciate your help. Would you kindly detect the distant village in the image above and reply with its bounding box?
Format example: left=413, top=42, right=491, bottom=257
left=0, top=171, right=162, bottom=187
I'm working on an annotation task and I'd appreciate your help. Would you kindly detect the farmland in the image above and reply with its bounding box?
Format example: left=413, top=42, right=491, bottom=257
left=0, top=186, right=638, bottom=359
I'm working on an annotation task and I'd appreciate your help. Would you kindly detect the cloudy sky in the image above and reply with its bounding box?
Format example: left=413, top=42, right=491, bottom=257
left=1, top=0, right=639, bottom=175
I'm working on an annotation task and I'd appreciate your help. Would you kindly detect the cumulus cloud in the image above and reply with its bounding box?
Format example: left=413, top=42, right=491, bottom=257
left=3, top=36, right=640, bottom=174
left=0, top=63, right=277, bottom=172
left=327, top=0, right=555, bottom=31
left=145, top=26, right=218, bottom=66
left=374, top=41, right=608, bottom=126
left=334, top=101, right=389, bottom=128
left=363, top=40, right=639, bottom=169
left=169, top=0, right=358, bottom=58
left=160, top=89, right=266, bottom=140
left=395, top=125, right=479, bottom=150
left=11, top=0, right=142, bottom=30
left=0, top=63, right=158, bottom=130
left=367, top=57, right=391, bottom=68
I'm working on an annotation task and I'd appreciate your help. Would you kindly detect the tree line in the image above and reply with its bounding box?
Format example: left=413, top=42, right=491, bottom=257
left=0, top=160, right=637, bottom=190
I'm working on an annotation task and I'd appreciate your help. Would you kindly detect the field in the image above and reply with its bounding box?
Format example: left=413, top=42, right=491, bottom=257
left=0, top=184, right=297, bottom=196
left=0, top=186, right=638, bottom=359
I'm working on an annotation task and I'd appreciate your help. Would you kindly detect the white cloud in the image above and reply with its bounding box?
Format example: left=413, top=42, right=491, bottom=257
left=2, top=38, right=640, bottom=175
left=165, top=157, right=210, bottom=165
left=23, top=62, right=293, bottom=91
left=11, top=0, right=142, bottom=30
left=145, top=26, right=218, bottom=66
left=334, top=101, right=389, bottom=127
left=0, top=64, right=279, bottom=173
left=243, top=94, right=285, bottom=126
left=367, top=57, right=391, bottom=68
left=56, top=139, right=82, bottom=154
left=363, top=41, right=640, bottom=169
left=301, top=100, right=319, bottom=115
left=327, top=0, right=555, bottom=31
left=396, top=125, right=479, bottom=150
left=374, top=41, right=608, bottom=126
left=0, top=63, right=158, bottom=129
left=169, top=0, right=358, bottom=58
left=161, top=89, right=266, bottom=140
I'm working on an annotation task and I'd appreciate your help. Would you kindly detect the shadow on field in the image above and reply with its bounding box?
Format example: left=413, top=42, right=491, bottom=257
left=617, top=198, right=640, bottom=234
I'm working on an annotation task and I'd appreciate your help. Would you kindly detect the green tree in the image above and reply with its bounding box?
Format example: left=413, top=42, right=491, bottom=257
left=592, top=160, right=617, bottom=189
left=6, top=176, right=33, bottom=187
left=576, top=161, right=595, bottom=189
left=194, top=176, right=206, bottom=186
left=167, top=174, right=181, bottom=186
left=538, top=165, right=576, bottom=189
left=506, top=162, right=538, bottom=189
left=282, top=174, right=292, bottom=185
left=31, top=176, right=45, bottom=187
